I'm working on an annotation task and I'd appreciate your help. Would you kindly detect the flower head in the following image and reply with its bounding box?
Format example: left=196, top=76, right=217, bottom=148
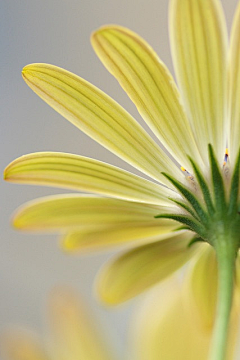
left=4, top=0, right=240, bottom=358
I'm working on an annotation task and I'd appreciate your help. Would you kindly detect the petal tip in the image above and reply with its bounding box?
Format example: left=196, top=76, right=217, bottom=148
left=94, top=276, right=120, bottom=307
left=11, top=216, right=22, bottom=230
left=91, top=25, right=123, bottom=42
left=11, top=208, right=27, bottom=230
left=3, top=167, right=8, bottom=180
left=59, top=238, right=76, bottom=254
left=22, top=64, right=32, bottom=78
left=22, top=63, right=46, bottom=80
left=22, top=64, right=35, bottom=84
left=91, top=25, right=111, bottom=44
left=96, top=289, right=119, bottom=307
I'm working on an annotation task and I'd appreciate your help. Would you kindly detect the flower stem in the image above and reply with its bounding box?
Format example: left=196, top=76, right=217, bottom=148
left=208, top=238, right=237, bottom=360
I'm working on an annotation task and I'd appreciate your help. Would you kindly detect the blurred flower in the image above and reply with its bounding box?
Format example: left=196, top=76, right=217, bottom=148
left=4, top=0, right=240, bottom=357
left=1, top=281, right=239, bottom=360
left=1, top=287, right=117, bottom=360
left=130, top=274, right=240, bottom=360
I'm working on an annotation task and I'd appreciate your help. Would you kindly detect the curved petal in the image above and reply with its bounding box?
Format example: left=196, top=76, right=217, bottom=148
left=61, top=224, right=176, bottom=252
left=170, top=0, right=228, bottom=163
left=47, top=287, right=114, bottom=360
left=228, top=1, right=240, bottom=163
left=91, top=26, right=202, bottom=169
left=95, top=232, right=198, bottom=305
left=131, top=280, right=211, bottom=360
left=0, top=330, right=49, bottom=360
left=4, top=152, right=173, bottom=205
left=22, top=63, right=181, bottom=186
left=182, top=244, right=218, bottom=330
left=12, top=195, right=174, bottom=232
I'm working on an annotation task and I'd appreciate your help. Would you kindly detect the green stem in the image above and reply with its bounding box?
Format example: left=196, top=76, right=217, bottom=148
left=208, top=238, right=237, bottom=360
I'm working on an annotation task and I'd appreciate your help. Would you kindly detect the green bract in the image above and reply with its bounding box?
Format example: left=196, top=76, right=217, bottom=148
left=156, top=145, right=240, bottom=251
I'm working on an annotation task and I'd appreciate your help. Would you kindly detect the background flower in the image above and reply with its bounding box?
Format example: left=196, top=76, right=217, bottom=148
left=130, top=275, right=240, bottom=360
left=1, top=287, right=117, bottom=360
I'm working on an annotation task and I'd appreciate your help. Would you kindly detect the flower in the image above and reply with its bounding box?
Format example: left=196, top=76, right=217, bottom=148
left=1, top=287, right=117, bottom=360
left=4, top=0, right=240, bottom=358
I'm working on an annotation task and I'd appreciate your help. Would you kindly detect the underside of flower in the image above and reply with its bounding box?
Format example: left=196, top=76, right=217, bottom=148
left=4, top=0, right=240, bottom=358
left=155, top=144, right=240, bottom=252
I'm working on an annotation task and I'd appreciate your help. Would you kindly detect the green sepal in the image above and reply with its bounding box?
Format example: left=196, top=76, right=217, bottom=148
left=162, top=172, right=209, bottom=225
left=208, top=144, right=226, bottom=214
left=187, top=236, right=205, bottom=248
left=173, top=225, right=193, bottom=232
left=188, top=156, right=215, bottom=214
left=154, top=213, right=206, bottom=238
left=228, top=149, right=240, bottom=216
left=169, top=197, right=198, bottom=220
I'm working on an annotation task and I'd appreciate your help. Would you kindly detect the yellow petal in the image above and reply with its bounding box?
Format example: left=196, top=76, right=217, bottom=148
left=229, top=1, right=240, bottom=163
left=131, top=280, right=211, bottom=360
left=48, top=287, right=114, bottom=360
left=170, top=0, right=228, bottom=163
left=182, top=244, right=218, bottom=330
left=12, top=195, right=173, bottom=232
left=91, top=26, right=202, bottom=169
left=4, top=152, right=173, bottom=205
left=62, top=223, right=176, bottom=252
left=1, top=330, right=48, bottom=360
left=22, top=63, right=181, bottom=186
left=96, top=232, right=197, bottom=304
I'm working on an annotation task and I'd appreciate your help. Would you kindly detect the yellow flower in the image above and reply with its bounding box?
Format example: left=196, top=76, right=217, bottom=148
left=1, top=287, right=116, bottom=360
left=4, top=0, right=240, bottom=358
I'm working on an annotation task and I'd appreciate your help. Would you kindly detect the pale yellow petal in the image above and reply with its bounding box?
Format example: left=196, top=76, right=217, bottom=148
left=12, top=195, right=173, bottom=232
left=4, top=152, right=173, bottom=205
left=229, top=1, right=240, bottom=163
left=48, top=287, right=114, bottom=360
left=170, top=0, right=228, bottom=163
left=131, top=280, right=211, bottom=360
left=183, top=245, right=240, bottom=359
left=22, top=63, right=181, bottom=186
left=1, top=330, right=49, bottom=360
left=96, top=232, right=197, bottom=305
left=182, top=244, right=218, bottom=330
left=62, top=223, right=176, bottom=252
left=131, top=278, right=239, bottom=360
left=91, top=26, right=202, bottom=169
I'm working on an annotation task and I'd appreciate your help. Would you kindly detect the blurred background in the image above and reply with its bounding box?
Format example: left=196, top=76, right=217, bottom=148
left=0, top=0, right=239, bottom=358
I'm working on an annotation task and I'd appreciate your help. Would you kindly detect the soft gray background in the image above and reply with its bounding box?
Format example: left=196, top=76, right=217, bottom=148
left=0, top=0, right=239, bottom=358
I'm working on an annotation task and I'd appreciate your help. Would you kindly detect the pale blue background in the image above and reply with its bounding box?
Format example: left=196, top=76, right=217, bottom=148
left=0, top=0, right=239, bottom=358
